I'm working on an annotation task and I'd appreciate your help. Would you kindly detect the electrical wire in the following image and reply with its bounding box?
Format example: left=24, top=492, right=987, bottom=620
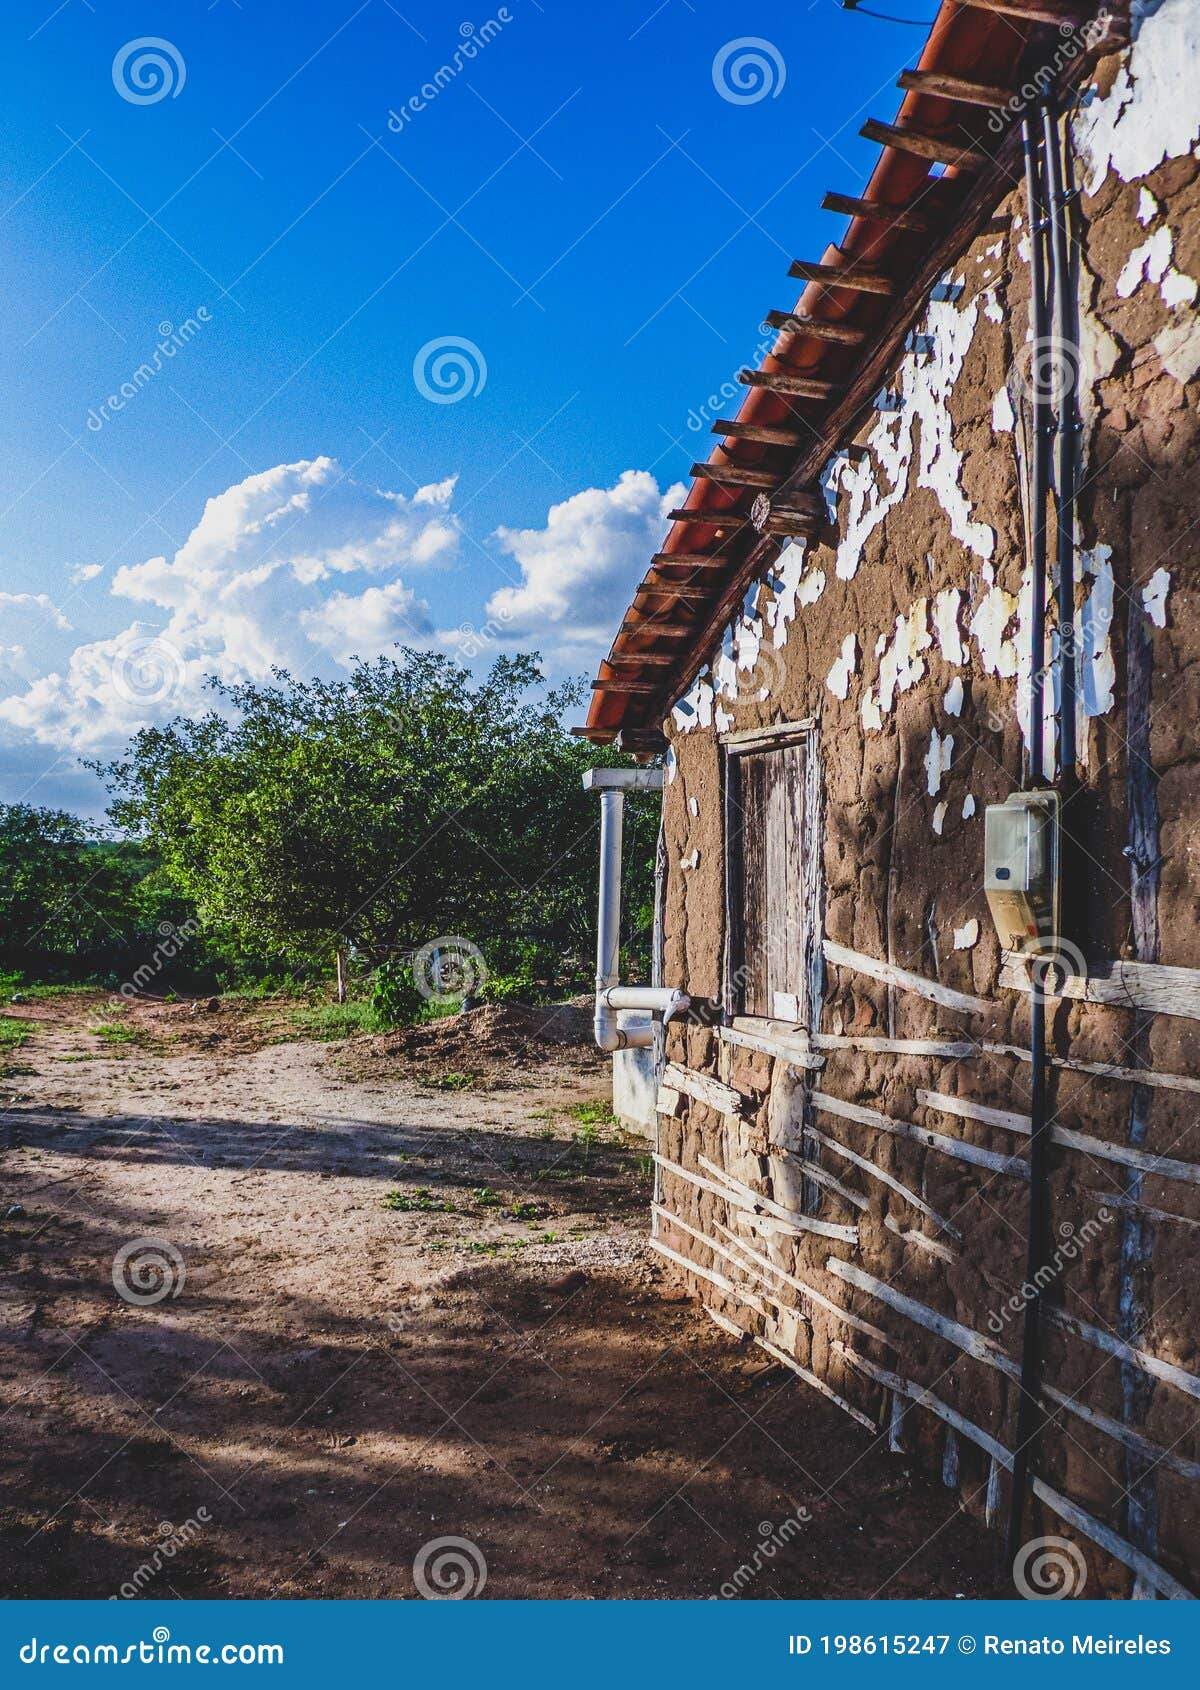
left=841, top=3, right=936, bottom=22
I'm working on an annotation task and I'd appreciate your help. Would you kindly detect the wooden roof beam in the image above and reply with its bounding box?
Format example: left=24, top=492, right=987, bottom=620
left=691, top=462, right=777, bottom=489
left=822, top=190, right=930, bottom=232
left=897, top=68, right=1018, bottom=108
left=860, top=118, right=988, bottom=172
left=713, top=418, right=808, bottom=447
left=603, top=652, right=676, bottom=668
left=592, top=678, right=662, bottom=695
left=650, top=550, right=729, bottom=569
left=666, top=507, right=747, bottom=527
left=739, top=368, right=839, bottom=400
left=765, top=309, right=867, bottom=345
left=637, top=583, right=714, bottom=601
left=619, top=619, right=697, bottom=639
left=787, top=259, right=895, bottom=294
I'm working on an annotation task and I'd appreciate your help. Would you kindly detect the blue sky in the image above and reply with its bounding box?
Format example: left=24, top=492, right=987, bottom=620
left=1, top=0, right=918, bottom=815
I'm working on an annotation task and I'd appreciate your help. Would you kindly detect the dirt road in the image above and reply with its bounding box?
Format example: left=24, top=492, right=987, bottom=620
left=0, top=992, right=1003, bottom=1599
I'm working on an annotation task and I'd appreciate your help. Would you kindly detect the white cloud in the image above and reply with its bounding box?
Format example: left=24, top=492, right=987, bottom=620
left=0, top=457, right=456, bottom=751
left=70, top=563, right=103, bottom=585
left=301, top=580, right=432, bottom=664
left=483, top=470, right=686, bottom=670
left=0, top=591, right=71, bottom=632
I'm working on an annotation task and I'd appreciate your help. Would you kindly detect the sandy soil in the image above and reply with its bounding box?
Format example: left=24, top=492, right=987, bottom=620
left=0, top=992, right=1004, bottom=1599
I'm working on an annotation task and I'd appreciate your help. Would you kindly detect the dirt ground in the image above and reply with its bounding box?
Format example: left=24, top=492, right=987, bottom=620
left=0, top=991, right=1005, bottom=1599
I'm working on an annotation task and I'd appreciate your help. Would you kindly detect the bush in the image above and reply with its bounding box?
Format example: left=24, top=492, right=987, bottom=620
left=370, top=960, right=424, bottom=1028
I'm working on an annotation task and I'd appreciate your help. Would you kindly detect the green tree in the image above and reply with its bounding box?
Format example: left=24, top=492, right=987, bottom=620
left=99, top=650, right=656, bottom=988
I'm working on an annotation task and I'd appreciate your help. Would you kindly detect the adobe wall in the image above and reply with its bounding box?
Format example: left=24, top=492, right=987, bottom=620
left=654, top=2, right=1200, bottom=1598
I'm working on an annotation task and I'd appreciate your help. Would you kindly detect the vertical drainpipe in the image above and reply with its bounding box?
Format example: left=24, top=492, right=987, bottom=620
left=594, top=787, right=626, bottom=1053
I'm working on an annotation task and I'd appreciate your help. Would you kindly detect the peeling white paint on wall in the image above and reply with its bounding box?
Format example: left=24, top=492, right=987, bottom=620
left=861, top=689, right=883, bottom=733
left=969, top=565, right=1020, bottom=679
left=665, top=745, right=678, bottom=783
left=761, top=541, right=826, bottom=653
left=953, top=918, right=980, bottom=951
left=1117, top=224, right=1199, bottom=307
left=1143, top=567, right=1171, bottom=627
left=944, top=676, right=964, bottom=716
left=932, top=588, right=965, bottom=666
left=962, top=793, right=976, bottom=820
left=924, top=728, right=954, bottom=797
left=671, top=671, right=714, bottom=734
left=879, top=600, right=933, bottom=714
left=826, top=633, right=858, bottom=700
left=932, top=802, right=948, bottom=837
left=680, top=849, right=700, bottom=871
left=992, top=387, right=1015, bottom=433
left=1154, top=314, right=1200, bottom=383
left=688, top=795, right=699, bottom=818
left=827, top=280, right=996, bottom=581
left=980, top=289, right=1003, bottom=326
left=1138, top=186, right=1160, bottom=224
left=1076, top=544, right=1117, bottom=726
left=1074, top=0, right=1200, bottom=195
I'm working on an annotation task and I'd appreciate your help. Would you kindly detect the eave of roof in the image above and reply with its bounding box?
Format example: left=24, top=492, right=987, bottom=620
left=579, top=0, right=1116, bottom=752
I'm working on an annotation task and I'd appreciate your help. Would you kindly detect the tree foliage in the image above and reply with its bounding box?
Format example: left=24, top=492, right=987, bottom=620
left=100, top=650, right=657, bottom=985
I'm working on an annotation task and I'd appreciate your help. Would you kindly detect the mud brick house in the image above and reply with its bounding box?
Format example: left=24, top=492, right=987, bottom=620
left=580, top=0, right=1200, bottom=1598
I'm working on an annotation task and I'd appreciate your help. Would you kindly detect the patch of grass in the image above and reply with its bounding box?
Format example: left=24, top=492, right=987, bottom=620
left=5, top=982, right=94, bottom=1003
left=287, top=1001, right=380, bottom=1040
left=56, top=1052, right=104, bottom=1064
left=415, top=997, right=463, bottom=1024
left=382, top=1187, right=456, bottom=1214
left=89, top=1022, right=139, bottom=1045
left=472, top=1187, right=503, bottom=1209
left=565, top=1100, right=617, bottom=1128
left=428, top=1071, right=475, bottom=1092
left=0, top=1016, right=31, bottom=1051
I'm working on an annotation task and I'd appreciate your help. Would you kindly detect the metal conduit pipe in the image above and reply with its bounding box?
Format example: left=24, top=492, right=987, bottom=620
left=1007, top=101, right=1079, bottom=1564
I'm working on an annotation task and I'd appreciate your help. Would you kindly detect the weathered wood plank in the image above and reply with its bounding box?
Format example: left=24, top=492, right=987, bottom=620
left=648, top=1236, right=767, bottom=1314
left=697, top=1154, right=859, bottom=1243
left=804, top=1120, right=960, bottom=1237
left=713, top=1221, right=894, bottom=1346
left=918, top=1088, right=1200, bottom=1187
left=823, top=939, right=990, bottom=1015
left=824, top=1257, right=1020, bottom=1378
left=809, top=1089, right=1028, bottom=1178
left=756, top=1333, right=878, bottom=1432
left=834, top=1343, right=1197, bottom=1596
left=718, top=1022, right=825, bottom=1070
left=662, top=1061, right=750, bottom=1118
left=999, top=952, right=1200, bottom=1022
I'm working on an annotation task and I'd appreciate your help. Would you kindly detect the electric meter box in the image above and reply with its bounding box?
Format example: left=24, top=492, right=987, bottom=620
left=983, top=790, right=1060, bottom=955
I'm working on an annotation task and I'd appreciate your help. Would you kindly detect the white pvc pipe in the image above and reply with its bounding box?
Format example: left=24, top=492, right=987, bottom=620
left=594, top=790, right=628, bottom=1051
left=591, top=782, right=690, bottom=1052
